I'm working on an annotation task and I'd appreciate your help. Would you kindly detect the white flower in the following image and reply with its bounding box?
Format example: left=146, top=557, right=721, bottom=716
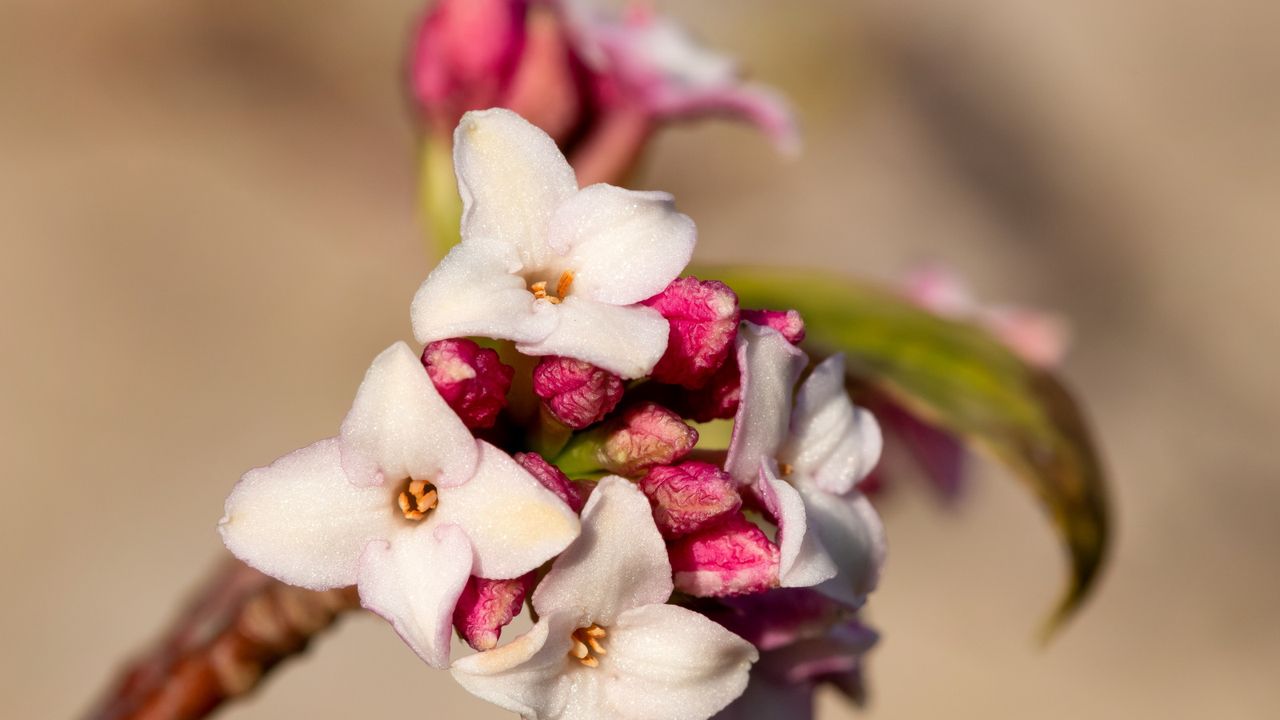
left=452, top=477, right=758, bottom=720
left=411, top=108, right=696, bottom=378
left=723, top=324, right=886, bottom=606
left=218, top=342, right=580, bottom=667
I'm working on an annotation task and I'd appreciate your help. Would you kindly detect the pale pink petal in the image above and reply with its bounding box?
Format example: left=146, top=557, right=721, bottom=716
left=797, top=486, right=886, bottom=606
left=339, top=342, right=479, bottom=489
left=755, top=464, right=837, bottom=589
left=548, top=184, right=696, bottom=306
left=218, top=438, right=392, bottom=590
left=435, top=442, right=580, bottom=579
left=724, top=324, right=807, bottom=485
left=781, top=354, right=882, bottom=495
left=516, top=296, right=669, bottom=379
left=532, top=477, right=671, bottom=625
left=357, top=523, right=472, bottom=668
left=656, top=83, right=801, bottom=157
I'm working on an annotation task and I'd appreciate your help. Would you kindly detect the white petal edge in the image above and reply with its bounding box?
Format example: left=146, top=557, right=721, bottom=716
left=724, top=324, right=808, bottom=485
left=357, top=523, right=472, bottom=669
left=781, top=354, right=883, bottom=495
left=548, top=184, right=696, bottom=306
left=532, top=477, right=672, bottom=626
left=755, top=464, right=837, bottom=589
left=797, top=485, right=886, bottom=606
left=516, top=297, right=669, bottom=379
left=411, top=237, right=559, bottom=346
left=454, top=108, right=579, bottom=269
left=435, top=442, right=581, bottom=579
left=339, top=342, right=479, bottom=488
left=219, top=437, right=392, bottom=590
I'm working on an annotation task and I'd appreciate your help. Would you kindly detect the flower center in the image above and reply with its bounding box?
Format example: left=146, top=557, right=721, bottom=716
left=530, top=270, right=575, bottom=305
left=778, top=462, right=794, bottom=477
left=396, top=479, right=439, bottom=521
left=568, top=623, right=607, bottom=668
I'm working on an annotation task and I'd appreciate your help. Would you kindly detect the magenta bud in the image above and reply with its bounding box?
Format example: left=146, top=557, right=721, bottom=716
left=741, top=309, right=806, bottom=345
left=514, top=451, right=589, bottom=513
left=669, top=515, right=780, bottom=597
left=638, top=461, right=741, bottom=539
left=642, top=277, right=740, bottom=389
left=452, top=572, right=534, bottom=651
left=421, top=339, right=514, bottom=430
left=532, top=356, right=624, bottom=429
left=598, top=403, right=698, bottom=476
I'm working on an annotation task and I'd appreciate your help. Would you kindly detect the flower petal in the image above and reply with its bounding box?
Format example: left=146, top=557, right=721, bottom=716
left=781, top=354, right=882, bottom=495
left=532, top=477, right=671, bottom=626
left=357, top=523, right=473, bottom=668
left=797, top=486, right=886, bottom=606
left=435, top=442, right=581, bottom=579
left=724, top=324, right=807, bottom=485
left=604, top=603, right=758, bottom=720
left=755, top=464, right=837, bottom=589
left=549, top=184, right=696, bottom=306
left=218, top=438, right=391, bottom=590
left=411, top=236, right=559, bottom=346
left=339, top=342, right=479, bottom=489
left=516, top=297, right=669, bottom=379
left=454, top=108, right=579, bottom=268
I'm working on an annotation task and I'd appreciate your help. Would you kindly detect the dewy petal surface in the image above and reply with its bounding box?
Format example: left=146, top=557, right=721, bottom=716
left=516, top=296, right=669, bottom=379
left=756, top=464, right=837, bottom=589
left=454, top=108, right=579, bottom=268
left=724, top=324, right=807, bottom=485
left=604, top=603, right=758, bottom=720
left=782, top=354, right=883, bottom=495
left=219, top=437, right=392, bottom=590
left=411, top=236, right=558, bottom=346
left=339, top=342, right=479, bottom=488
left=797, top=486, right=886, bottom=606
left=547, top=184, right=696, bottom=306
left=434, top=442, right=580, bottom=579
left=357, top=523, right=473, bottom=668
left=532, top=477, right=672, bottom=626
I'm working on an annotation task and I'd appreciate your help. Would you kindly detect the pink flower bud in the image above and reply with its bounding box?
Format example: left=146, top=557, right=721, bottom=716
left=532, top=356, right=624, bottom=429
left=669, top=514, right=780, bottom=597
left=638, top=461, right=741, bottom=539
left=741, top=309, right=806, bottom=344
left=599, top=402, right=698, bottom=476
left=708, top=588, right=851, bottom=651
left=452, top=572, right=534, bottom=651
left=514, top=451, right=589, bottom=513
left=420, top=339, right=514, bottom=430
left=641, top=277, right=740, bottom=389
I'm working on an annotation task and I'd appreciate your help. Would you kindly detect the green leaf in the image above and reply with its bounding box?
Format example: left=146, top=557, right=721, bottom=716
left=711, top=265, right=1110, bottom=638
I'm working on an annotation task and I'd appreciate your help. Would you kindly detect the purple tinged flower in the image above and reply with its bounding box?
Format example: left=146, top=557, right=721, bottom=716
left=637, top=461, right=741, bottom=539
left=641, top=277, right=740, bottom=389
left=739, top=308, right=805, bottom=345
left=598, top=402, right=698, bottom=476
left=421, top=338, right=515, bottom=430
left=668, top=514, right=780, bottom=597
left=453, top=572, right=535, bottom=651
left=532, top=355, right=624, bottom=428
left=514, top=451, right=589, bottom=513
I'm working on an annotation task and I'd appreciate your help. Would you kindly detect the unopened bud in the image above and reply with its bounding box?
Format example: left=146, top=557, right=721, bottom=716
left=532, top=356, right=624, bottom=429
left=421, top=338, right=514, bottom=429
left=638, top=461, right=741, bottom=539
left=642, top=277, right=739, bottom=389
left=669, top=515, right=779, bottom=597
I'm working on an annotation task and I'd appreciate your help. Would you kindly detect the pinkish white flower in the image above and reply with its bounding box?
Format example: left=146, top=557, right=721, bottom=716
left=532, top=355, right=624, bottom=428
left=421, top=338, right=515, bottom=429
left=411, top=108, right=696, bottom=378
left=218, top=342, right=580, bottom=668
left=452, top=477, right=759, bottom=720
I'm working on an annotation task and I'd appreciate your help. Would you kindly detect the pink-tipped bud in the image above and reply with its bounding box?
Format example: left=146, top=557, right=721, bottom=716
left=532, top=356, right=624, bottom=429
left=421, top=339, right=514, bottom=430
left=741, top=309, right=806, bottom=344
left=452, top=573, right=534, bottom=651
left=514, top=452, right=589, bottom=513
left=642, top=277, right=740, bottom=389
left=638, top=461, right=741, bottom=539
left=669, top=515, right=780, bottom=597
left=599, top=403, right=698, bottom=476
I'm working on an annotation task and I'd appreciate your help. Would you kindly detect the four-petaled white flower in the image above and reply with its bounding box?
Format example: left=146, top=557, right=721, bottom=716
left=219, top=341, right=580, bottom=667
left=452, top=477, right=759, bottom=720
left=724, top=324, right=886, bottom=606
left=411, top=108, right=697, bottom=379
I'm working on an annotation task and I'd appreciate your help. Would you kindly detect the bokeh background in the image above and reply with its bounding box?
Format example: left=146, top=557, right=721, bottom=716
left=2, top=0, right=1277, bottom=718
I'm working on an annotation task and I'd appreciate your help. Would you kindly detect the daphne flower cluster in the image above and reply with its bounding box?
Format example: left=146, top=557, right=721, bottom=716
left=219, top=109, right=883, bottom=720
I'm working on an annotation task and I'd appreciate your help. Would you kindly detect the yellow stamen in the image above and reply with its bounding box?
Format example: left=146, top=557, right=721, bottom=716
left=397, top=479, right=439, bottom=521
left=529, top=271, right=575, bottom=305
left=555, top=270, right=574, bottom=299
left=569, top=624, right=607, bottom=667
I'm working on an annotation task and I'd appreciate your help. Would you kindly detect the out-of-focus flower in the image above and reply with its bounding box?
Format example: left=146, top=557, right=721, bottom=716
left=638, top=460, right=741, bottom=539
left=669, top=514, right=780, bottom=597
left=452, top=477, right=758, bottom=720
left=532, top=355, right=624, bottom=428
left=421, top=338, right=515, bottom=429
left=218, top=342, right=580, bottom=668
left=411, top=109, right=695, bottom=378
left=725, top=326, right=886, bottom=606
left=642, top=277, right=740, bottom=389
left=454, top=573, right=535, bottom=651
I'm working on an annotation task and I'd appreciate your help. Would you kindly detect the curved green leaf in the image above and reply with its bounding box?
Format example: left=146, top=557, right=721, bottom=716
left=711, top=266, right=1110, bottom=637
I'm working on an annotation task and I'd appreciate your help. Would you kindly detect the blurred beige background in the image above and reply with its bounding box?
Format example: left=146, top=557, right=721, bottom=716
left=2, top=0, right=1277, bottom=718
